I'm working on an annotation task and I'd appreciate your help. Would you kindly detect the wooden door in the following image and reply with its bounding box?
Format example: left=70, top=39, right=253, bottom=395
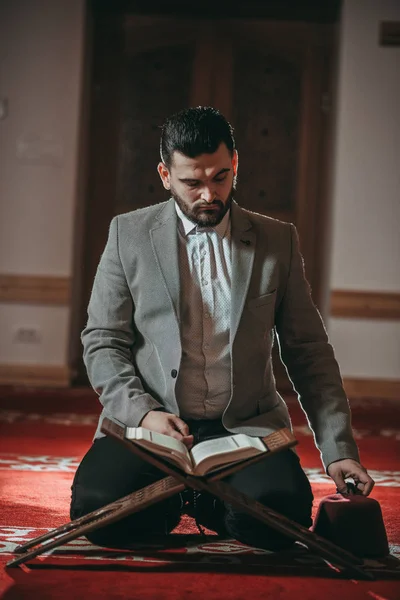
left=207, top=21, right=332, bottom=289
left=116, top=16, right=331, bottom=285
left=72, top=13, right=334, bottom=384
left=115, top=16, right=217, bottom=216
left=204, top=21, right=333, bottom=388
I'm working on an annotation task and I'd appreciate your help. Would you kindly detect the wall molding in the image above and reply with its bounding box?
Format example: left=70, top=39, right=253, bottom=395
left=330, top=290, right=400, bottom=320
left=0, top=366, right=397, bottom=399
left=0, top=274, right=71, bottom=305
left=343, top=377, right=400, bottom=401
left=0, top=364, right=71, bottom=387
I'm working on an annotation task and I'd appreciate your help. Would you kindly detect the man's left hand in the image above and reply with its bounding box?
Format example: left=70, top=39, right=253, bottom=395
left=327, top=459, right=375, bottom=496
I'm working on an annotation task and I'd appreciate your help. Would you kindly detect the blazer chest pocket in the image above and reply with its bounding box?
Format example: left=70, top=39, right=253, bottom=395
left=247, top=290, right=277, bottom=324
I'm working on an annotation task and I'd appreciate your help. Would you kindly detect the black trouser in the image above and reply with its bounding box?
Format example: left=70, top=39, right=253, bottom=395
left=70, top=419, right=313, bottom=551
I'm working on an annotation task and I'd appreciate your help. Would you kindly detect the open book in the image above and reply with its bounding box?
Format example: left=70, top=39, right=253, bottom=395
left=125, top=426, right=295, bottom=476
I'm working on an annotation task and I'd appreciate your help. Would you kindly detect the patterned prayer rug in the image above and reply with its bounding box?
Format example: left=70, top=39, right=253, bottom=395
left=0, top=389, right=399, bottom=599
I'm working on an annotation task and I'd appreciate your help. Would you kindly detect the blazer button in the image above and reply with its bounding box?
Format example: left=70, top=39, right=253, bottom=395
left=171, top=369, right=178, bottom=378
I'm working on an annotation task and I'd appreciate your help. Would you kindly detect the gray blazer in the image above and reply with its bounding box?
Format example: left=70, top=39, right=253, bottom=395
left=82, top=199, right=359, bottom=469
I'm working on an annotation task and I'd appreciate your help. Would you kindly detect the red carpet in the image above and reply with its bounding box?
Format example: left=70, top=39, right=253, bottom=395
left=0, top=387, right=400, bottom=599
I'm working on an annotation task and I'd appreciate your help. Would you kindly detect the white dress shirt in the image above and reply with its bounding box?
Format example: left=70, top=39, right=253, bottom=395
left=174, top=202, right=232, bottom=419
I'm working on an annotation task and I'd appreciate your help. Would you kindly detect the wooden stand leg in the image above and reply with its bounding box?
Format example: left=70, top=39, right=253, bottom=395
left=6, top=476, right=184, bottom=568
left=193, top=478, right=373, bottom=581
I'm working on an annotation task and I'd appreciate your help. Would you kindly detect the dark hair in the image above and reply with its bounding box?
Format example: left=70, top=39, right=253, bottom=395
left=160, top=106, right=235, bottom=168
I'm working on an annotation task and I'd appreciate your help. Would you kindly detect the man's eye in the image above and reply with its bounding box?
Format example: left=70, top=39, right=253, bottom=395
left=186, top=182, right=198, bottom=188
left=214, top=177, right=227, bottom=183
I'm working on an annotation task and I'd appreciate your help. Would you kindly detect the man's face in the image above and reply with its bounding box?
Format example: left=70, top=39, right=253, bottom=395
left=157, top=143, right=238, bottom=227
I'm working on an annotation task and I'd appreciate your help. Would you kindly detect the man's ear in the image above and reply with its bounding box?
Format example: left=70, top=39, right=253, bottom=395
left=232, top=150, right=238, bottom=177
left=157, top=162, right=170, bottom=190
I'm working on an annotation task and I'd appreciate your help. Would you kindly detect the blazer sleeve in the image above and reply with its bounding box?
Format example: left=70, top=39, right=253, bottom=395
left=81, top=216, right=164, bottom=427
left=275, top=223, right=360, bottom=469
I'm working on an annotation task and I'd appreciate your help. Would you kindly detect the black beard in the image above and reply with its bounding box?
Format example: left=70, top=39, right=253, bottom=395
left=171, top=184, right=235, bottom=227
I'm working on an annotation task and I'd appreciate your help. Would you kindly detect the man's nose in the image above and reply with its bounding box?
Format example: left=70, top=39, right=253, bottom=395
left=201, top=187, right=215, bottom=203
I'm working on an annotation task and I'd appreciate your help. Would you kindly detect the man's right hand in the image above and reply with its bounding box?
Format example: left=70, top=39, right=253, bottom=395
left=140, top=410, right=194, bottom=449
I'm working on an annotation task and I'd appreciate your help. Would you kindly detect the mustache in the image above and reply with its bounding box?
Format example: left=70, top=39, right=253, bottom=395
left=195, top=199, right=224, bottom=209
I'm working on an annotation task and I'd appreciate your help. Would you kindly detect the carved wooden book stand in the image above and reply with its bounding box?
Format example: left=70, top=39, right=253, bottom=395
left=6, top=418, right=373, bottom=580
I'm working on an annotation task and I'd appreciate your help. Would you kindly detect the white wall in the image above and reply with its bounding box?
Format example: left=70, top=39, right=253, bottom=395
left=0, top=0, right=85, bottom=366
left=328, top=0, right=400, bottom=379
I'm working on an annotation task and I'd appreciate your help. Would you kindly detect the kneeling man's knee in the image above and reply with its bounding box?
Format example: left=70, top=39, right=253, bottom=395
left=223, top=490, right=312, bottom=551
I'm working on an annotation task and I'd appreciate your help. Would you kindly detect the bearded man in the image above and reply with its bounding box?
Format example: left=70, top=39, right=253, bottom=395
left=70, top=106, right=373, bottom=550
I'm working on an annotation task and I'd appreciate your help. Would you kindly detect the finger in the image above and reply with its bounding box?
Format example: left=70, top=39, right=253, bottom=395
left=181, top=435, right=194, bottom=449
left=349, top=466, right=375, bottom=497
left=167, top=429, right=186, bottom=442
left=357, top=475, right=375, bottom=497
left=170, top=416, right=190, bottom=437
left=331, top=473, right=348, bottom=495
left=354, top=481, right=365, bottom=494
left=165, top=424, right=192, bottom=445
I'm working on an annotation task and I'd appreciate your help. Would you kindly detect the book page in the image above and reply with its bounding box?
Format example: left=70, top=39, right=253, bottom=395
left=125, top=427, right=192, bottom=472
left=190, top=434, right=266, bottom=471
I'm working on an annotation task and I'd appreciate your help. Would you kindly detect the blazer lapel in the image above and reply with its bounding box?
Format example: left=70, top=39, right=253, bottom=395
left=230, top=203, right=256, bottom=343
left=150, top=199, right=181, bottom=323
left=150, top=200, right=256, bottom=338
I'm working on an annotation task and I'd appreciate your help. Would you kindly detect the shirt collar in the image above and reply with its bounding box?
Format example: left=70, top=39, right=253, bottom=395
left=175, top=202, right=231, bottom=240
